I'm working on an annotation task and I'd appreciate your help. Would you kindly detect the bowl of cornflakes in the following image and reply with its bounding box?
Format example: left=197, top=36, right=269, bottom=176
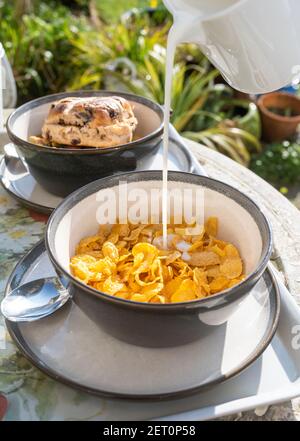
left=46, top=171, right=272, bottom=347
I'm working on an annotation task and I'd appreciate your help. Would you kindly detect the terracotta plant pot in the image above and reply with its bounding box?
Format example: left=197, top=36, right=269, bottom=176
left=258, top=92, right=300, bottom=142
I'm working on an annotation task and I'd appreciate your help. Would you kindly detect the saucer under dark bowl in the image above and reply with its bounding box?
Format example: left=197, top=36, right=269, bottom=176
left=46, top=171, right=273, bottom=348
left=7, top=91, right=164, bottom=197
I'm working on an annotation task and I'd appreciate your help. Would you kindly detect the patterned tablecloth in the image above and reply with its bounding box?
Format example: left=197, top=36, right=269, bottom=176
left=1, top=110, right=300, bottom=421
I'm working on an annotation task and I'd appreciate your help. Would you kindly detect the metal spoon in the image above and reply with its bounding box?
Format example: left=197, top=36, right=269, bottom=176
left=1, top=277, right=71, bottom=322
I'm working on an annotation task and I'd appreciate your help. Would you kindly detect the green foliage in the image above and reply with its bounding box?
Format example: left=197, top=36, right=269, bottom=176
left=183, top=91, right=261, bottom=137
left=178, top=86, right=262, bottom=167
left=65, top=12, right=171, bottom=90
left=0, top=1, right=91, bottom=104
left=0, top=1, right=170, bottom=103
left=250, top=141, right=300, bottom=186
left=87, top=36, right=218, bottom=131
left=95, top=0, right=165, bottom=23
left=183, top=123, right=261, bottom=167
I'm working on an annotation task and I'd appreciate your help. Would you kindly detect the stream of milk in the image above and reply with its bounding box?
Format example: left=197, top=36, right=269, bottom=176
left=161, top=0, right=239, bottom=248
left=162, top=28, right=177, bottom=249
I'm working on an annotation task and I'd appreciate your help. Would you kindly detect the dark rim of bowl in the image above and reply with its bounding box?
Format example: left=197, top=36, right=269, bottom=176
left=6, top=90, right=164, bottom=155
left=4, top=240, right=280, bottom=400
left=45, top=170, right=273, bottom=311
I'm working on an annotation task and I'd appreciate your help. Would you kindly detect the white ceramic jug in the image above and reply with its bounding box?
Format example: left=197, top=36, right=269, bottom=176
left=163, top=0, right=300, bottom=93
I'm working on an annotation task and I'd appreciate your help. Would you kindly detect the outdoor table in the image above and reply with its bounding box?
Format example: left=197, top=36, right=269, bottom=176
left=0, top=110, right=300, bottom=421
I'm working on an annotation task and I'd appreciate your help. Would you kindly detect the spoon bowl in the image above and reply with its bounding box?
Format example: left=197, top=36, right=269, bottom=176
left=1, top=277, right=70, bottom=322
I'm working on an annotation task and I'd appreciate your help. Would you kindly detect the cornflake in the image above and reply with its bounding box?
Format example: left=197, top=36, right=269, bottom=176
left=70, top=217, right=245, bottom=304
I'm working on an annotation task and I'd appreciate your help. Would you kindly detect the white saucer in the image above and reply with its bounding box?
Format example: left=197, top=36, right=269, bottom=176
left=5, top=241, right=279, bottom=400
left=0, top=135, right=204, bottom=214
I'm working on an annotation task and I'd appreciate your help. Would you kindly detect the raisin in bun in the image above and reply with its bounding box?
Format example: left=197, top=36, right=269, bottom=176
left=41, top=96, right=138, bottom=148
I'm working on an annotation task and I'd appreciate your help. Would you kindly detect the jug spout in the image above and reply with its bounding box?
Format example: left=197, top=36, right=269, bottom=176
left=167, top=18, right=206, bottom=49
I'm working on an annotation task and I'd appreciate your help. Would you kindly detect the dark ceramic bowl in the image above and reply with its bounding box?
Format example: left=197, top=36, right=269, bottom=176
left=7, top=91, right=164, bottom=197
left=46, top=171, right=272, bottom=348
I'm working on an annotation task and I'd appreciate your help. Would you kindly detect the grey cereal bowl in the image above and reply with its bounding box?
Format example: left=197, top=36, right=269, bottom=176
left=45, top=171, right=273, bottom=348
left=7, top=90, right=164, bottom=197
